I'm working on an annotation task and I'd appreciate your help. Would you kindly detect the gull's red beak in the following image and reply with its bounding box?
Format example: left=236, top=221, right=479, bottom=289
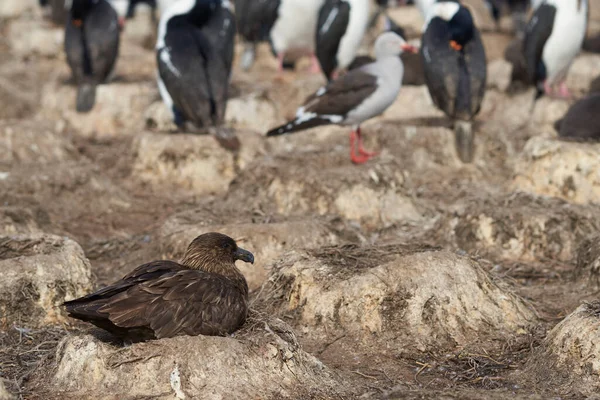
left=401, top=43, right=418, bottom=53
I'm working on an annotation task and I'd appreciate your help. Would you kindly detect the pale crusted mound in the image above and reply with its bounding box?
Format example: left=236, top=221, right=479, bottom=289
left=159, top=213, right=339, bottom=290
left=131, top=131, right=264, bottom=195
left=230, top=68, right=324, bottom=127
left=259, top=245, right=536, bottom=352
left=0, top=0, right=37, bottom=18
left=383, top=86, right=445, bottom=121
left=145, top=90, right=279, bottom=140
left=40, top=81, right=158, bottom=138
left=0, top=234, right=93, bottom=328
left=566, top=55, right=600, bottom=94
left=512, top=137, right=600, bottom=205
left=143, top=101, right=177, bottom=132
left=43, top=318, right=343, bottom=400
left=486, top=60, right=512, bottom=92
left=575, top=235, right=600, bottom=288
left=225, top=156, right=424, bottom=231
left=225, top=92, right=280, bottom=132
left=525, top=301, right=600, bottom=396
left=145, top=89, right=281, bottom=135
left=0, top=119, right=78, bottom=166
left=7, top=19, right=63, bottom=58
left=531, top=97, right=571, bottom=130
left=439, top=191, right=600, bottom=262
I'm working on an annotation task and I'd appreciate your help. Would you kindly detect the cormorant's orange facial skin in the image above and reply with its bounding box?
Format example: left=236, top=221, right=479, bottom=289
left=72, top=19, right=83, bottom=27
left=450, top=40, right=462, bottom=51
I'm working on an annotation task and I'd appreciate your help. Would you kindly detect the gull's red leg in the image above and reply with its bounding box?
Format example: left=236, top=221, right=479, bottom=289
left=356, top=127, right=378, bottom=158
left=349, top=130, right=370, bottom=164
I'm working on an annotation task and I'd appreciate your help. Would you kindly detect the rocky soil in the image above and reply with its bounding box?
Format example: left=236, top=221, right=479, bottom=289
left=1, top=1, right=600, bottom=399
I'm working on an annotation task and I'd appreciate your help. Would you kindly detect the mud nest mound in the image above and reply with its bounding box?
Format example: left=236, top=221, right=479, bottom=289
left=575, top=235, right=600, bottom=288
left=525, top=301, right=600, bottom=397
left=255, top=243, right=536, bottom=353
left=32, top=315, right=344, bottom=400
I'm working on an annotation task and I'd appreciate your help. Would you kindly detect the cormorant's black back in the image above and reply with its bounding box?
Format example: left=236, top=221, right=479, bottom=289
left=523, top=3, right=556, bottom=96
left=65, top=0, right=120, bottom=111
left=316, top=0, right=351, bottom=81
left=157, top=3, right=236, bottom=129
left=421, top=12, right=486, bottom=120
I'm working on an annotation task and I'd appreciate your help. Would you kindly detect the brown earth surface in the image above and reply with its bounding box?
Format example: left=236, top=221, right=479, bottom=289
left=2, top=2, right=600, bottom=399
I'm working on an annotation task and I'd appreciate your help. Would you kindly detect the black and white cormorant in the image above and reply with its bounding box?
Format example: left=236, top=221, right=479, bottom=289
left=269, top=0, right=326, bottom=75
left=156, top=0, right=239, bottom=150
left=64, top=0, right=121, bottom=113
left=420, top=1, right=487, bottom=163
left=523, top=0, right=588, bottom=99
left=234, top=0, right=280, bottom=70
left=315, top=0, right=370, bottom=82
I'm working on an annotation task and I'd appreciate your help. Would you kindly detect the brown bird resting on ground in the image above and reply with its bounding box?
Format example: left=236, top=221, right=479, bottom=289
left=63, top=232, right=254, bottom=342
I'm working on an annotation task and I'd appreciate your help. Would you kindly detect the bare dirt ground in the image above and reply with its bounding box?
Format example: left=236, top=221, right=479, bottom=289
left=2, top=2, right=600, bottom=399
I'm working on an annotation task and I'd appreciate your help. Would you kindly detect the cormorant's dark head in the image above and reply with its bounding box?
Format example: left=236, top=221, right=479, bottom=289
left=195, top=0, right=227, bottom=14
left=188, top=0, right=223, bottom=25
left=448, top=6, right=475, bottom=50
left=427, top=2, right=475, bottom=51
left=196, top=0, right=222, bottom=7
left=182, top=232, right=254, bottom=273
left=69, top=0, right=94, bottom=24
